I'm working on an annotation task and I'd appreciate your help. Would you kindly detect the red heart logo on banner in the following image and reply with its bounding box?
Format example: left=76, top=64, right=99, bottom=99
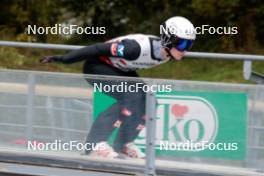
left=171, top=104, right=188, bottom=118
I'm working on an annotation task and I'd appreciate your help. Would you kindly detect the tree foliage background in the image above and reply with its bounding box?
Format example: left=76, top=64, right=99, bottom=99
left=0, top=0, right=263, bottom=82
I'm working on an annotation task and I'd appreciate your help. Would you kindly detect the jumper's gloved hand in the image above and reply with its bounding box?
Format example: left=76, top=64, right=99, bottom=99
left=40, top=55, right=63, bottom=63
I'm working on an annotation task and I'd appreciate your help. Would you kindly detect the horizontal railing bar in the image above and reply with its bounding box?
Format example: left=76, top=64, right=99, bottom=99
left=0, top=131, right=84, bottom=142
left=0, top=40, right=82, bottom=50
left=185, top=52, right=264, bottom=61
left=0, top=124, right=87, bottom=133
left=0, top=105, right=90, bottom=114
left=1, top=40, right=264, bottom=61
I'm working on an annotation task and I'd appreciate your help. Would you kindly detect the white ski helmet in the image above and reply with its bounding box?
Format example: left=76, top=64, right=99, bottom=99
left=161, top=16, right=196, bottom=50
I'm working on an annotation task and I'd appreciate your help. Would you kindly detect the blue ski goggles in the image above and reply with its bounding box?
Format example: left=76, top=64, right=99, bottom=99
left=171, top=38, right=194, bottom=51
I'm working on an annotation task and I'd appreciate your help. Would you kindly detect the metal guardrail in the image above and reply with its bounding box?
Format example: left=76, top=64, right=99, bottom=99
left=0, top=69, right=264, bottom=176
left=0, top=40, right=264, bottom=61
left=1, top=41, right=264, bottom=175
left=1, top=40, right=264, bottom=84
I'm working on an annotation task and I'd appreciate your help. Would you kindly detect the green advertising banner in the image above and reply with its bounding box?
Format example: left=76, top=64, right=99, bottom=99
left=94, top=91, right=247, bottom=160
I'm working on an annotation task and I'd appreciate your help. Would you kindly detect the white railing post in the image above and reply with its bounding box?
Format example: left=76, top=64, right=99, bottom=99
left=26, top=73, right=35, bottom=140
left=145, top=92, right=157, bottom=176
left=243, top=60, right=252, bottom=80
